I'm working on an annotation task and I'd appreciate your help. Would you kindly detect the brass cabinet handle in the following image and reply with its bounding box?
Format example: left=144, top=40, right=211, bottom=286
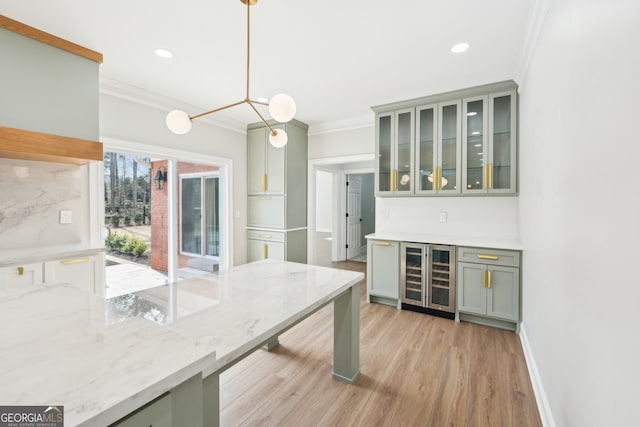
left=261, top=174, right=267, bottom=192
left=391, top=169, right=397, bottom=191
left=483, top=164, right=488, bottom=189
left=60, top=257, right=89, bottom=265
left=18, top=266, right=24, bottom=276
left=262, top=243, right=267, bottom=260
left=487, top=269, right=492, bottom=289
left=477, top=254, right=499, bottom=260
left=374, top=241, right=391, bottom=246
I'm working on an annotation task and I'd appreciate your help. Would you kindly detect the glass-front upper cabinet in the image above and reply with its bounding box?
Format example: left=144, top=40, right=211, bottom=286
left=462, top=90, right=517, bottom=194
left=415, top=101, right=461, bottom=195
left=375, top=108, right=414, bottom=195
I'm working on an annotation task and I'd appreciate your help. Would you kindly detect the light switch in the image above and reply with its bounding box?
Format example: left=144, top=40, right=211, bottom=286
left=60, top=210, right=73, bottom=224
left=439, top=211, right=448, bottom=223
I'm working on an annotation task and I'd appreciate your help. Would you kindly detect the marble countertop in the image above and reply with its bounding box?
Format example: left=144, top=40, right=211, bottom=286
left=0, top=260, right=364, bottom=426
left=0, top=242, right=105, bottom=267
left=365, top=232, right=522, bottom=250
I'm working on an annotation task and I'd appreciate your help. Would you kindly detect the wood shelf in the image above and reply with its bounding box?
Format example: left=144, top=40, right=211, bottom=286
left=0, top=126, right=102, bottom=165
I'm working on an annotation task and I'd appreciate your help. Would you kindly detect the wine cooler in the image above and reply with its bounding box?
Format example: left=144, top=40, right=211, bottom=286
left=401, top=243, right=456, bottom=317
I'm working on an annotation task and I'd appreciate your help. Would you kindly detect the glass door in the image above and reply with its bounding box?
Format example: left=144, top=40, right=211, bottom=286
left=428, top=245, right=456, bottom=313
left=376, top=113, right=393, bottom=194
left=415, top=105, right=437, bottom=194
left=462, top=96, right=488, bottom=194
left=180, top=174, right=220, bottom=257
left=395, top=109, right=414, bottom=194
left=401, top=243, right=426, bottom=306
left=438, top=101, right=461, bottom=194
left=489, top=90, right=517, bottom=193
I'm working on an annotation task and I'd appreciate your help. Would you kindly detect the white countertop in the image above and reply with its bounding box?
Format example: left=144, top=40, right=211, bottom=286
left=0, top=260, right=364, bottom=426
left=365, top=232, right=522, bottom=250
left=0, top=242, right=105, bottom=267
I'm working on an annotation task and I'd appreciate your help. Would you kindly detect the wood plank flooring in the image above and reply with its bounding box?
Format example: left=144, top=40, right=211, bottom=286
left=219, top=261, right=541, bottom=427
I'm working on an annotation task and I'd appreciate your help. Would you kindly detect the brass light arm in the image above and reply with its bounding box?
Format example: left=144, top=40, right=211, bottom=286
left=189, top=99, right=247, bottom=120
left=247, top=101, right=277, bottom=135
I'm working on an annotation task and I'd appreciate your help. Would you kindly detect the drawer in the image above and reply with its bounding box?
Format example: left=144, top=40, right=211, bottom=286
left=247, top=195, right=285, bottom=228
left=457, top=247, right=520, bottom=267
left=247, top=230, right=285, bottom=242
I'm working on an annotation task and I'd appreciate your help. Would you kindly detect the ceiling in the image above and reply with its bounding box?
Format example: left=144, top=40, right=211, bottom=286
left=0, top=0, right=535, bottom=132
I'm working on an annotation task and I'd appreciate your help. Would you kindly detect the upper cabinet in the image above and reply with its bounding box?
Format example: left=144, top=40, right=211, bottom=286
left=462, top=90, right=517, bottom=194
left=375, top=108, right=414, bottom=195
left=372, top=81, right=517, bottom=197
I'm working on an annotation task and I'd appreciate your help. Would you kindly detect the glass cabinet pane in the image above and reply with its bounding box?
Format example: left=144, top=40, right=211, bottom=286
left=417, top=107, right=435, bottom=192
left=492, top=94, right=512, bottom=190
left=466, top=99, right=485, bottom=190
left=378, top=115, right=392, bottom=192
left=440, top=104, right=458, bottom=191
left=396, top=111, right=413, bottom=192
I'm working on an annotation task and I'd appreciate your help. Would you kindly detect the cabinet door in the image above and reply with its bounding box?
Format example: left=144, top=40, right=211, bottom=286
left=247, top=239, right=285, bottom=262
left=437, top=101, right=461, bottom=194
left=457, top=262, right=487, bottom=315
left=376, top=112, right=394, bottom=194
left=248, top=127, right=267, bottom=194
left=44, top=255, right=103, bottom=294
left=247, top=195, right=285, bottom=229
left=487, top=265, right=519, bottom=321
left=395, top=108, right=414, bottom=194
left=488, top=90, right=517, bottom=194
left=415, top=104, right=438, bottom=194
left=367, top=240, right=399, bottom=299
left=462, top=96, right=488, bottom=194
left=265, top=123, right=286, bottom=194
left=401, top=243, right=426, bottom=306
left=0, top=262, right=43, bottom=290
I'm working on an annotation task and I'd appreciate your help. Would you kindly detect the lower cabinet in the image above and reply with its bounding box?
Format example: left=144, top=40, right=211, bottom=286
left=247, top=229, right=307, bottom=264
left=0, top=262, right=43, bottom=290
left=367, top=239, right=400, bottom=307
left=456, top=247, right=520, bottom=331
left=44, top=254, right=105, bottom=296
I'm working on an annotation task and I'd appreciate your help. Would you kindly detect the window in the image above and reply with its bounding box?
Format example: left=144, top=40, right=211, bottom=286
left=180, top=173, right=220, bottom=257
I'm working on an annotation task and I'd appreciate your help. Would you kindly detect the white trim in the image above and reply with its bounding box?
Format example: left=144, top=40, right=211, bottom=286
left=519, top=323, right=556, bottom=427
left=100, top=77, right=246, bottom=135
left=102, top=137, right=233, bottom=271
left=515, top=0, right=553, bottom=89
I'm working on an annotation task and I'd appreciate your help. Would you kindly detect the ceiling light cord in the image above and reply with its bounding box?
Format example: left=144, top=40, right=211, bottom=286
left=165, top=0, right=296, bottom=147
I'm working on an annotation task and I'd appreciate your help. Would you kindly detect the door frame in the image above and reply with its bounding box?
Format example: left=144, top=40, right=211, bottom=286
left=308, top=154, right=374, bottom=263
left=101, top=137, right=233, bottom=278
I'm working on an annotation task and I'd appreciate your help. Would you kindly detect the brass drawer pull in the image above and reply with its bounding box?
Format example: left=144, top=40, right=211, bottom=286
left=18, top=266, right=24, bottom=276
left=476, top=254, right=499, bottom=260
left=375, top=242, right=391, bottom=246
left=60, top=257, right=89, bottom=265
left=261, top=174, right=267, bottom=192
left=261, top=243, right=267, bottom=260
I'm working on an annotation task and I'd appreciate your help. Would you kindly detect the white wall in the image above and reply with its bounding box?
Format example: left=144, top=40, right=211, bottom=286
left=518, top=1, right=640, bottom=426
left=315, top=170, right=333, bottom=232
left=100, top=93, right=248, bottom=265
left=308, top=126, right=374, bottom=159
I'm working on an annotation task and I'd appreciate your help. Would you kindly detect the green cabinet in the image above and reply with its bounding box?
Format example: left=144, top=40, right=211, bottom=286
left=247, top=120, right=308, bottom=263
left=456, top=247, right=520, bottom=331
left=372, top=80, right=518, bottom=197
left=366, top=239, right=400, bottom=307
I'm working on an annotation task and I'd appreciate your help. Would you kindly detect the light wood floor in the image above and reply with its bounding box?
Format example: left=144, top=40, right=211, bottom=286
left=220, top=261, right=541, bottom=427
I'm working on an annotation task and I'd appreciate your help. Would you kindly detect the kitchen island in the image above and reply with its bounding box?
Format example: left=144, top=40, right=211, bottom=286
left=0, top=260, right=363, bottom=426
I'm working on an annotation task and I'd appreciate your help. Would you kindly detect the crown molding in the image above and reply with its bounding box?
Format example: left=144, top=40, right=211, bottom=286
left=515, top=0, right=553, bottom=91
left=99, top=77, right=247, bottom=134
left=307, top=114, right=374, bottom=136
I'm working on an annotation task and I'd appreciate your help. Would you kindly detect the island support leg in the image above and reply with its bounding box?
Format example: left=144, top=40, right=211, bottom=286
left=203, top=372, right=220, bottom=427
left=332, top=282, right=360, bottom=383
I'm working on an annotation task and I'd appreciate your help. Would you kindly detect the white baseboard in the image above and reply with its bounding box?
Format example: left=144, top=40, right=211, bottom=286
left=519, top=323, right=556, bottom=427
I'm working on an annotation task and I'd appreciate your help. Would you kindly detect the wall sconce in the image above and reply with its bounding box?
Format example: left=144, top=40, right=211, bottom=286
left=154, top=167, right=167, bottom=190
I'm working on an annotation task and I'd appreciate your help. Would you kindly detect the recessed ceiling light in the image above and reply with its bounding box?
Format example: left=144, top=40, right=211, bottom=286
left=155, top=48, right=173, bottom=59
left=451, top=43, right=470, bottom=53
left=474, top=143, right=482, bottom=147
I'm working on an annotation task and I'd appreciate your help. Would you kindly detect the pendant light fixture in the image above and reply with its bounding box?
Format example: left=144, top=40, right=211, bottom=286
left=166, top=0, right=296, bottom=147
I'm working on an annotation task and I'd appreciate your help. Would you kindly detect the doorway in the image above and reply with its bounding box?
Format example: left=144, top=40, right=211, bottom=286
left=346, top=173, right=374, bottom=262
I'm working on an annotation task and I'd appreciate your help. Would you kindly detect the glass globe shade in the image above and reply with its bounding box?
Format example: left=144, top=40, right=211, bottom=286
left=166, top=110, right=192, bottom=135
left=268, top=129, right=288, bottom=148
left=268, top=93, right=296, bottom=123
left=400, top=174, right=410, bottom=185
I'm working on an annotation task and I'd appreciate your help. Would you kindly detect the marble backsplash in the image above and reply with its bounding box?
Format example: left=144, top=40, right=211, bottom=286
left=0, top=158, right=87, bottom=250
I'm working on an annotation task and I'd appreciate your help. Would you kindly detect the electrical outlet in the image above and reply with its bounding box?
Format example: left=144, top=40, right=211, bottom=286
left=60, top=210, right=73, bottom=224
left=439, top=211, right=448, bottom=223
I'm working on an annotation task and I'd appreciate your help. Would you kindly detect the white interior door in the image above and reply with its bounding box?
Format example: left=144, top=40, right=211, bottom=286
left=346, top=175, right=362, bottom=259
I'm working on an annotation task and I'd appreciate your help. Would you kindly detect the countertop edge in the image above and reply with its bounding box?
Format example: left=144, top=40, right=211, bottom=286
left=365, top=233, right=523, bottom=251
left=0, top=244, right=106, bottom=267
